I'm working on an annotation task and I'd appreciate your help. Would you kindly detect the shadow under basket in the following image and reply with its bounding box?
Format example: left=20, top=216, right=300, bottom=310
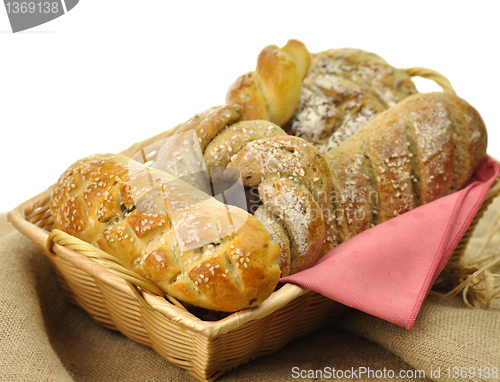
left=8, top=125, right=500, bottom=382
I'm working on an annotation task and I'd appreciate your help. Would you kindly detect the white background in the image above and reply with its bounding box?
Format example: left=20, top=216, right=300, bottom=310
left=1, top=0, right=499, bottom=213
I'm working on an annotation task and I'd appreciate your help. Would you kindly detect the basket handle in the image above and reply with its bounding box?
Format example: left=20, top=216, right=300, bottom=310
left=46, top=229, right=165, bottom=310
left=404, top=67, right=456, bottom=94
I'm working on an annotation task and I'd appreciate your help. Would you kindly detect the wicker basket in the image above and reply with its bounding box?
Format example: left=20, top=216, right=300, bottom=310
left=7, top=68, right=500, bottom=382
left=8, top=191, right=351, bottom=382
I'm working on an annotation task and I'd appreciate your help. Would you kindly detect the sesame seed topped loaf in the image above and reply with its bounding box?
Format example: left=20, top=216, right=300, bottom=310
left=50, top=153, right=281, bottom=312
left=223, top=40, right=488, bottom=250
left=324, top=91, right=487, bottom=243
left=227, top=135, right=335, bottom=275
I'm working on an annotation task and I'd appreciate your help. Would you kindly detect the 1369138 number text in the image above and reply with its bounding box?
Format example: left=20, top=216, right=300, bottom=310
left=446, top=367, right=499, bottom=379
left=5, top=2, right=60, bottom=14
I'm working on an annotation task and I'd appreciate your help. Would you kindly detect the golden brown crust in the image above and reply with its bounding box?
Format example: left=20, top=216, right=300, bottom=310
left=50, top=42, right=490, bottom=315
left=446, top=94, right=488, bottom=191
left=258, top=176, right=325, bottom=274
left=308, top=49, right=417, bottom=107
left=325, top=139, right=373, bottom=242
left=194, top=105, right=242, bottom=152
left=226, top=73, right=270, bottom=122
left=50, top=153, right=281, bottom=312
left=229, top=136, right=331, bottom=205
left=360, top=110, right=415, bottom=222
left=226, top=39, right=310, bottom=127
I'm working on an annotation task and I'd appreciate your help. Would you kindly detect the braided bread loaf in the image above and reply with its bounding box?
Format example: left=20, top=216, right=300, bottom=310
left=50, top=153, right=281, bottom=312
left=224, top=42, right=486, bottom=246
left=154, top=105, right=334, bottom=277
left=50, top=36, right=489, bottom=313
left=324, top=91, right=487, bottom=243
left=226, top=39, right=310, bottom=127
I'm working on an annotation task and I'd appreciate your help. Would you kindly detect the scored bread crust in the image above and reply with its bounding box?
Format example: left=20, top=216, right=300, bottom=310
left=325, top=92, right=487, bottom=243
left=286, top=48, right=419, bottom=152
left=50, top=153, right=281, bottom=312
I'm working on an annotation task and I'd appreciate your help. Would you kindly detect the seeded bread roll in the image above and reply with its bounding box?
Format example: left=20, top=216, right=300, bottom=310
left=227, top=135, right=335, bottom=275
left=50, top=153, right=281, bottom=312
left=325, top=92, right=487, bottom=242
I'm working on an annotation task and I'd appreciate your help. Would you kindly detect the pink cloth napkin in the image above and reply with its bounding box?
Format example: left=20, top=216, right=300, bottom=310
left=280, top=156, right=500, bottom=330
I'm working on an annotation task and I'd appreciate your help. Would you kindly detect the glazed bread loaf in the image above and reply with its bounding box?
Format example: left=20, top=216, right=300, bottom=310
left=324, top=92, right=487, bottom=243
left=50, top=153, right=281, bottom=312
left=226, top=39, right=310, bottom=127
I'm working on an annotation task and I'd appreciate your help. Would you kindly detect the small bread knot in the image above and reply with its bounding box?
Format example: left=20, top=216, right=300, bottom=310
left=226, top=39, right=311, bottom=127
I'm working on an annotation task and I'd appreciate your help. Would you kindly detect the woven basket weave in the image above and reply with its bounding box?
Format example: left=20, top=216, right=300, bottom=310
left=7, top=68, right=500, bottom=382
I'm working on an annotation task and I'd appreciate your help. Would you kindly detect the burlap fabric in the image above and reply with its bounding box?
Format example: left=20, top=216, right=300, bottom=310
left=1, top=198, right=499, bottom=382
